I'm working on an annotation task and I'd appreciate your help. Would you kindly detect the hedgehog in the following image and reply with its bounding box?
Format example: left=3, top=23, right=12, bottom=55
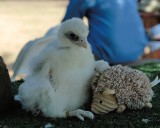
left=91, top=65, right=160, bottom=114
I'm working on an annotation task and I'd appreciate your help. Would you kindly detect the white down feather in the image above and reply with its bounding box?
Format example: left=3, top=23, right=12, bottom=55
left=16, top=18, right=95, bottom=119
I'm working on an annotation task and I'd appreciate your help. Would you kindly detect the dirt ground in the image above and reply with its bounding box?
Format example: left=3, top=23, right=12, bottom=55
left=0, top=1, right=68, bottom=75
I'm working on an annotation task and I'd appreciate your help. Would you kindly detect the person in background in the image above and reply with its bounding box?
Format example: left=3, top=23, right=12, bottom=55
left=61, top=0, right=148, bottom=64
left=12, top=0, right=149, bottom=80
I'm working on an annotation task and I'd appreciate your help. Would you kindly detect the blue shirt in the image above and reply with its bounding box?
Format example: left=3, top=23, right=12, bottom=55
left=62, top=0, right=148, bottom=64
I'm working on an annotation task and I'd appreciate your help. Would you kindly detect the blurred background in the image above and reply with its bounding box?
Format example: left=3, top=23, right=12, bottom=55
left=0, top=0, right=68, bottom=74
left=0, top=0, right=160, bottom=76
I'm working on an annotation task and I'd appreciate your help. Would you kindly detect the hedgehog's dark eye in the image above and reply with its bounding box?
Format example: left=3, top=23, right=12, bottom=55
left=66, top=31, right=79, bottom=41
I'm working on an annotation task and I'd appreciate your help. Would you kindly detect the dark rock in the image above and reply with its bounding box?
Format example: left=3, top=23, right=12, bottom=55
left=0, top=56, right=14, bottom=113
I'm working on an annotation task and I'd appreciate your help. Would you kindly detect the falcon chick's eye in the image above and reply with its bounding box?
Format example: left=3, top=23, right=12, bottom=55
left=66, top=31, right=79, bottom=41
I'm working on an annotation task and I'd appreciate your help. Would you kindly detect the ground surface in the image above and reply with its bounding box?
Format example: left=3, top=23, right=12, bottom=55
left=0, top=1, right=67, bottom=72
left=0, top=62, right=160, bottom=128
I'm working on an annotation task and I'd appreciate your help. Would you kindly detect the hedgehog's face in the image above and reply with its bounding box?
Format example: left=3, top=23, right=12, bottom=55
left=91, top=88, right=118, bottom=114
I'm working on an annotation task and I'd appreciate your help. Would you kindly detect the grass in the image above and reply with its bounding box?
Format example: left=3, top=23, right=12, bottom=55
left=1, top=62, right=160, bottom=128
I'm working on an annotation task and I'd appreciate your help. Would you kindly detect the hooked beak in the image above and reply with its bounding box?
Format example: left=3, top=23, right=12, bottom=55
left=77, top=38, right=87, bottom=49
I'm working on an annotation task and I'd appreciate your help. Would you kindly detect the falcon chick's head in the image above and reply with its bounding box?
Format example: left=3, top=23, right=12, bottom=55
left=57, top=18, right=89, bottom=49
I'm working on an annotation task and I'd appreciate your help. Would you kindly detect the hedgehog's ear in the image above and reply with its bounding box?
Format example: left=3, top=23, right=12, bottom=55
left=103, top=88, right=115, bottom=95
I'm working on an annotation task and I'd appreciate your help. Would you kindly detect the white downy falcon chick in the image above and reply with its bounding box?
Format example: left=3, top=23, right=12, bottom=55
left=15, top=18, right=96, bottom=121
